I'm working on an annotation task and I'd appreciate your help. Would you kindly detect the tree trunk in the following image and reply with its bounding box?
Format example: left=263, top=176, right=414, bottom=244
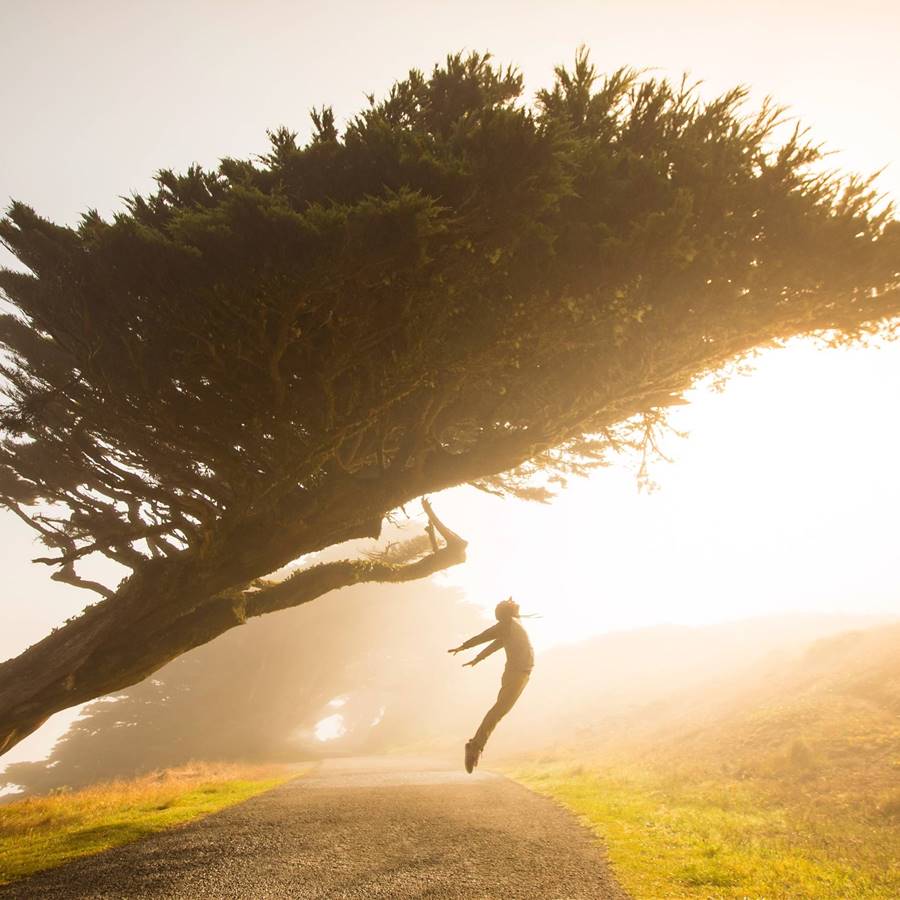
left=0, top=498, right=467, bottom=758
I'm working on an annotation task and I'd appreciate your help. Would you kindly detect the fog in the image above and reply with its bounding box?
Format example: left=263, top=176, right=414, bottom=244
left=4, top=526, right=893, bottom=796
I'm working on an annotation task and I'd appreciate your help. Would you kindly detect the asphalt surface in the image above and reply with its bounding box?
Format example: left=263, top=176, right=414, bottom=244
left=2, top=756, right=629, bottom=899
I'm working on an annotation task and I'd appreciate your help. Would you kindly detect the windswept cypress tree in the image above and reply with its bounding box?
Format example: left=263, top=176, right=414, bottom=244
left=1, top=51, right=898, bottom=756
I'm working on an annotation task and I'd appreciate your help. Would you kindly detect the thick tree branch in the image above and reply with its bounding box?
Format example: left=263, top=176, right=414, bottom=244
left=245, top=499, right=467, bottom=618
left=0, top=499, right=465, bottom=757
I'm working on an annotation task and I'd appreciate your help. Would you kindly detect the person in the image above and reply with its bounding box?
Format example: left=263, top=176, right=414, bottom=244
left=448, top=597, right=534, bottom=773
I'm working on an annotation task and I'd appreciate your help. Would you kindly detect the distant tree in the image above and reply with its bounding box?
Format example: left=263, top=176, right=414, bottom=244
left=1, top=51, right=898, bottom=756
left=1, top=576, right=484, bottom=793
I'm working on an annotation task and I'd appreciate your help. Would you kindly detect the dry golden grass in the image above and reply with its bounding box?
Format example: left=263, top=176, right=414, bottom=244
left=0, top=761, right=298, bottom=884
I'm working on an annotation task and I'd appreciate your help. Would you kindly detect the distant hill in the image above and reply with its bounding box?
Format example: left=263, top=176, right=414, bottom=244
left=655, top=623, right=900, bottom=814
left=503, top=618, right=900, bottom=820
left=490, top=613, right=895, bottom=751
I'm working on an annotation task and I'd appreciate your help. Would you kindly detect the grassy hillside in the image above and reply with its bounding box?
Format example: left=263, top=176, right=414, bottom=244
left=490, top=613, right=891, bottom=755
left=0, top=762, right=296, bottom=886
left=508, top=623, right=900, bottom=899
left=667, top=623, right=899, bottom=801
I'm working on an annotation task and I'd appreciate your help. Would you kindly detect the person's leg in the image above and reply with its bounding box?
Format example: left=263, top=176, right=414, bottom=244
left=470, top=669, right=530, bottom=753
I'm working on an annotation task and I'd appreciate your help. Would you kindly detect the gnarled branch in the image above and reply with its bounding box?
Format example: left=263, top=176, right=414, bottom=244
left=0, top=498, right=466, bottom=757
left=245, top=499, right=467, bottom=618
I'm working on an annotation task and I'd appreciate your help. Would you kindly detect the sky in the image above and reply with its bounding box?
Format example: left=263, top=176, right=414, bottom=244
left=1, top=0, right=899, bottom=761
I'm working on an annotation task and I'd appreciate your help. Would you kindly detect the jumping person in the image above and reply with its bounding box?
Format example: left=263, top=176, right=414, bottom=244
left=449, top=597, right=534, bottom=773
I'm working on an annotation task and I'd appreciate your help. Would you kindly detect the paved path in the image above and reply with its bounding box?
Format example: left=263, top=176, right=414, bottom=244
left=2, top=757, right=628, bottom=899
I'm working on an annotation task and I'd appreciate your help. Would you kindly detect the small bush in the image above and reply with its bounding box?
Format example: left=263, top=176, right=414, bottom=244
left=789, top=738, right=817, bottom=771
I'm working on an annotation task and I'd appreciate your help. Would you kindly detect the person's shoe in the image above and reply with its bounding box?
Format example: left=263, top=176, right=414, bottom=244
left=464, top=740, right=480, bottom=774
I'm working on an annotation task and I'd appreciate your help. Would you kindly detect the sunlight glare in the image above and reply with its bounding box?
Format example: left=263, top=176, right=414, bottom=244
left=434, top=339, right=900, bottom=649
left=314, top=714, right=346, bottom=742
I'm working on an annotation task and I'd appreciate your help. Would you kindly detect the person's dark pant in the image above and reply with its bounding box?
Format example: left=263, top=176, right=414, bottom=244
left=471, top=667, right=531, bottom=752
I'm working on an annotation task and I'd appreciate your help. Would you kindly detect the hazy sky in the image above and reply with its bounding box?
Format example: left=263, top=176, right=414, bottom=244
left=1, top=0, right=899, bottom=759
left=436, top=340, right=900, bottom=648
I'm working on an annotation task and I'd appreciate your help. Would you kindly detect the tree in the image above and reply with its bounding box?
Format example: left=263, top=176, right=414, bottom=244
left=1, top=574, right=485, bottom=793
left=1, top=51, right=898, bottom=757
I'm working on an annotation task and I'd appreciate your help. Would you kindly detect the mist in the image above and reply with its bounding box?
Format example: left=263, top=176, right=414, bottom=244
left=5, top=530, right=894, bottom=804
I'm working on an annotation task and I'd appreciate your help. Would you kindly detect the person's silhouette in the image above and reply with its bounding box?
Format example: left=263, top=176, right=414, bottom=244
left=449, top=597, right=534, bottom=773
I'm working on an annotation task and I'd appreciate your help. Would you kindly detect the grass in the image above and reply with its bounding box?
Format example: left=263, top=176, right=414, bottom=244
left=509, top=760, right=900, bottom=900
left=0, top=761, right=297, bottom=885
left=505, top=623, right=900, bottom=898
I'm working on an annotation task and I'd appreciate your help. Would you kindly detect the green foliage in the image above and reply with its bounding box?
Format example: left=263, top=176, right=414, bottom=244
left=1, top=48, right=898, bottom=590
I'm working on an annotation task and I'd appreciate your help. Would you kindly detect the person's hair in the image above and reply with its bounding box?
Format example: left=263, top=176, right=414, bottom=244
left=495, top=598, right=518, bottom=620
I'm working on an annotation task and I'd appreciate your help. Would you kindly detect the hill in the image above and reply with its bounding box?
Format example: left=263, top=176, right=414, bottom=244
left=509, top=620, right=900, bottom=899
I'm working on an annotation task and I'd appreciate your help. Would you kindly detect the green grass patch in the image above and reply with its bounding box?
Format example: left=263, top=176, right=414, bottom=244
left=0, top=763, right=296, bottom=885
left=510, top=764, right=899, bottom=899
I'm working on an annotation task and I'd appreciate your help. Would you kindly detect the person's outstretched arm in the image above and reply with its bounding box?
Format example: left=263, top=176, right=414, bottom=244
left=463, top=639, right=503, bottom=667
left=448, top=622, right=501, bottom=655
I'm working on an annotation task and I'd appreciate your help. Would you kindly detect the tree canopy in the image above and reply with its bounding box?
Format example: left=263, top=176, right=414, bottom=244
left=1, top=51, right=898, bottom=756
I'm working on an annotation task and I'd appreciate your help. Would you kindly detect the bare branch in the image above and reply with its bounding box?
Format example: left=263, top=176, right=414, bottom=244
left=50, top=564, right=114, bottom=599
left=421, top=496, right=467, bottom=549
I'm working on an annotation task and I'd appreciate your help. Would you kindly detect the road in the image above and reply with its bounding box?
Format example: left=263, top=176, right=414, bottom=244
left=2, top=757, right=629, bottom=899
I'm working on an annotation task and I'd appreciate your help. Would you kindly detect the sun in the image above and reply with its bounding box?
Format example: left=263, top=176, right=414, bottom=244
left=434, top=338, right=900, bottom=649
